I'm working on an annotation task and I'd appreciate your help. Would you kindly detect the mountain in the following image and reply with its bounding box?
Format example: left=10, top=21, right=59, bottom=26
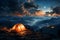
left=0, top=16, right=60, bottom=30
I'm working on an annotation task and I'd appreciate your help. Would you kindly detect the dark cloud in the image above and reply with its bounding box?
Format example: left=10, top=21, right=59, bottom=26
left=24, top=2, right=38, bottom=9
left=53, top=7, right=60, bottom=14
left=0, top=0, right=38, bottom=15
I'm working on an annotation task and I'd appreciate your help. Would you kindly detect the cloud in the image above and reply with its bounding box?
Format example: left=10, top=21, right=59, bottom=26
left=53, top=7, right=60, bottom=14
left=0, top=0, right=38, bottom=16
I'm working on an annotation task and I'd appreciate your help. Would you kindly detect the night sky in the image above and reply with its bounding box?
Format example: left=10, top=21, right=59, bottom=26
left=34, top=0, right=60, bottom=12
left=0, top=0, right=60, bottom=15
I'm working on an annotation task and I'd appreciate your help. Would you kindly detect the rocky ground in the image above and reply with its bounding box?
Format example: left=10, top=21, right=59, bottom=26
left=0, top=29, right=60, bottom=40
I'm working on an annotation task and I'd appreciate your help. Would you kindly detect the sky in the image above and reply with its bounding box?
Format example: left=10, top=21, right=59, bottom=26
left=0, top=0, right=60, bottom=15
left=34, top=0, right=60, bottom=12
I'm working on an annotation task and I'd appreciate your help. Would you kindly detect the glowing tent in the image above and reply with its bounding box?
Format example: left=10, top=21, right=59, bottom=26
left=11, top=23, right=26, bottom=32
